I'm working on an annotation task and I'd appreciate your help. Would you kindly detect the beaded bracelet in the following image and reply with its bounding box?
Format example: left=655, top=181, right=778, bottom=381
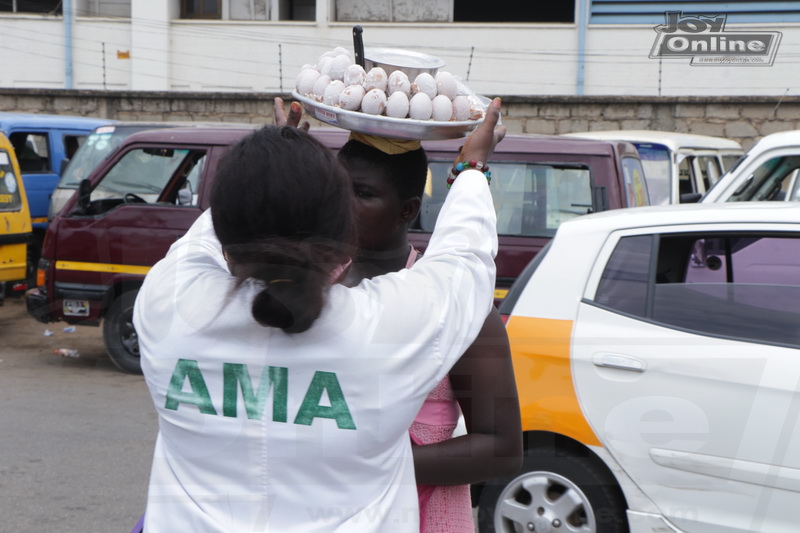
left=446, top=160, right=492, bottom=189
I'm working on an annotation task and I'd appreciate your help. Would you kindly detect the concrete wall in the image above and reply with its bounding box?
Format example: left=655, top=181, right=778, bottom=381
left=0, top=13, right=798, bottom=97
left=1, top=89, right=798, bottom=150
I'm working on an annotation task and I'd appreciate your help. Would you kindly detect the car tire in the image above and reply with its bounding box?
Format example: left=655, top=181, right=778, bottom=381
left=478, top=446, right=629, bottom=533
left=103, top=291, right=142, bottom=374
left=25, top=237, right=41, bottom=290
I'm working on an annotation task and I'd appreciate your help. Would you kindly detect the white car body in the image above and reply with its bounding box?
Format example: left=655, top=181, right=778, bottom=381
left=702, top=129, right=800, bottom=203
left=565, top=130, right=743, bottom=205
left=485, top=202, right=800, bottom=533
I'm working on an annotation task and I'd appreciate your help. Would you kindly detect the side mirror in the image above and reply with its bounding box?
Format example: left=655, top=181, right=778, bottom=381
left=679, top=192, right=702, bottom=204
left=77, top=178, right=91, bottom=213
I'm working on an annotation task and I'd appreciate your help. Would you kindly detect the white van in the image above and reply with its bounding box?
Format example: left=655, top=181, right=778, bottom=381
left=702, top=129, right=800, bottom=203
left=564, top=130, right=743, bottom=205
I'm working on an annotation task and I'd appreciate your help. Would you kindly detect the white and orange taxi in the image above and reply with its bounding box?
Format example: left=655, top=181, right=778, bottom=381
left=479, top=202, right=800, bottom=533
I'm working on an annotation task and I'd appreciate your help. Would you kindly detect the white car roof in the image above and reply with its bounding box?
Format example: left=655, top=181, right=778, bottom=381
left=559, top=202, right=800, bottom=236
left=741, top=129, right=800, bottom=152
left=564, top=130, right=743, bottom=151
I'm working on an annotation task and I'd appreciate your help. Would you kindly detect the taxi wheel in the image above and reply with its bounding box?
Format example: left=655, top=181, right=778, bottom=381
left=478, top=447, right=629, bottom=533
left=103, top=291, right=142, bottom=374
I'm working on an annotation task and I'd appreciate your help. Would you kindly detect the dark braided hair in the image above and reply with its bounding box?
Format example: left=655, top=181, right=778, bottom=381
left=211, top=126, right=354, bottom=333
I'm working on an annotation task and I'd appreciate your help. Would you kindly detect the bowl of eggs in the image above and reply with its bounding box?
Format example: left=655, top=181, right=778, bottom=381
left=293, top=46, right=489, bottom=141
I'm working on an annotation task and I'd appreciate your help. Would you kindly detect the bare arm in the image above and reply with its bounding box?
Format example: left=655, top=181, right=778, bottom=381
left=412, top=306, right=522, bottom=485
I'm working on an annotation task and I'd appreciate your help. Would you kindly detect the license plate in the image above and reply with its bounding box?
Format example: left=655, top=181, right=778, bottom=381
left=63, top=299, right=90, bottom=317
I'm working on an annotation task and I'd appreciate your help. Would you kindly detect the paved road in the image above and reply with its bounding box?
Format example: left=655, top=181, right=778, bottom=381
left=0, top=296, right=157, bottom=533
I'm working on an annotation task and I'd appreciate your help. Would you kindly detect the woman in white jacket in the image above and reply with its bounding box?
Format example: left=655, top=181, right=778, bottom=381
left=134, top=99, right=505, bottom=533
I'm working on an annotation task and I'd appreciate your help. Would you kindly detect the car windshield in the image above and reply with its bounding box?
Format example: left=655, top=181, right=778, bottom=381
left=58, top=125, right=160, bottom=188
left=633, top=143, right=671, bottom=205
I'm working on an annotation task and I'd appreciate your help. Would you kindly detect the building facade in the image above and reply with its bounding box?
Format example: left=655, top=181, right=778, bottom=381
left=1, top=1, right=799, bottom=97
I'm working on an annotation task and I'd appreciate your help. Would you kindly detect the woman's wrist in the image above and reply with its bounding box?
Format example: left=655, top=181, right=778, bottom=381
left=446, top=160, right=492, bottom=189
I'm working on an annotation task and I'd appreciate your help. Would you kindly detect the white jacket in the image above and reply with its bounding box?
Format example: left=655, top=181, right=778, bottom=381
left=134, top=169, right=497, bottom=532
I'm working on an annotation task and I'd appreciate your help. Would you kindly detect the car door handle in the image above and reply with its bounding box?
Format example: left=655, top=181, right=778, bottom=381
left=593, top=353, right=646, bottom=372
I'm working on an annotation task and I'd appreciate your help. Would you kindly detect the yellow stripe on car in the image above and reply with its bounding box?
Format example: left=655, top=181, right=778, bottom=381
left=55, top=260, right=151, bottom=275
left=506, top=315, right=601, bottom=447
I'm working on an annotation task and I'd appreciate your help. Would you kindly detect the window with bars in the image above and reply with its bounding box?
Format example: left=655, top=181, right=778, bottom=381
left=335, top=0, right=573, bottom=22
left=181, top=0, right=221, bottom=19
left=0, top=0, right=61, bottom=14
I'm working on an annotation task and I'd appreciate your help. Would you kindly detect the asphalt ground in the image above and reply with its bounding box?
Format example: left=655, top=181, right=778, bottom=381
left=0, top=296, right=156, bottom=533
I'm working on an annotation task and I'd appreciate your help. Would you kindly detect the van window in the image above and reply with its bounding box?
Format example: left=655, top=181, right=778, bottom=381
left=633, top=143, right=670, bottom=205
left=592, top=232, right=800, bottom=347
left=63, top=134, right=85, bottom=160
left=416, top=160, right=592, bottom=238
left=9, top=132, right=49, bottom=173
left=677, top=155, right=696, bottom=196
left=59, top=126, right=161, bottom=189
left=0, top=150, right=23, bottom=211
left=722, top=154, right=741, bottom=172
left=728, top=155, right=800, bottom=202
left=92, top=148, right=205, bottom=205
left=621, top=156, right=649, bottom=206
left=695, top=155, right=722, bottom=190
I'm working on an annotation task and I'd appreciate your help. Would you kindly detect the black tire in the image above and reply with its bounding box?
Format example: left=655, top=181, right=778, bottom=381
left=478, top=446, right=629, bottom=533
left=25, top=235, right=42, bottom=291
left=103, top=291, right=142, bottom=374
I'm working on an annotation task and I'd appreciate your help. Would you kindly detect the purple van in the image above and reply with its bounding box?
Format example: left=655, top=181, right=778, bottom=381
left=26, top=126, right=647, bottom=374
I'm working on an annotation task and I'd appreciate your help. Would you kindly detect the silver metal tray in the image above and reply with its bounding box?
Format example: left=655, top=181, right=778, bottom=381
left=292, top=91, right=485, bottom=141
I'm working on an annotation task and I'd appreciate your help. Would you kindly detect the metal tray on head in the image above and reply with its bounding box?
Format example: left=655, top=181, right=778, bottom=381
left=292, top=91, right=485, bottom=141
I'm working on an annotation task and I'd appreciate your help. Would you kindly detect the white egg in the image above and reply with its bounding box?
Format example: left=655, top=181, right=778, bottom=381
left=343, top=64, right=367, bottom=87
left=452, top=95, right=471, bottom=121
left=339, top=85, right=366, bottom=110
left=431, top=94, right=453, bottom=122
left=409, top=92, right=433, bottom=120
left=311, top=74, right=332, bottom=101
left=385, top=92, right=410, bottom=118
left=315, top=50, right=337, bottom=71
left=412, top=73, right=437, bottom=99
left=323, top=80, right=346, bottom=106
left=387, top=70, right=411, bottom=96
left=322, top=54, right=351, bottom=81
left=435, top=71, right=458, bottom=100
left=332, top=46, right=350, bottom=58
left=295, top=68, right=321, bottom=96
left=363, top=67, right=388, bottom=92
left=361, top=88, right=388, bottom=115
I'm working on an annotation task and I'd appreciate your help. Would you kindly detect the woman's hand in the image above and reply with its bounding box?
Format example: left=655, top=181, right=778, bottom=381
left=274, top=97, right=310, bottom=131
left=455, top=98, right=506, bottom=167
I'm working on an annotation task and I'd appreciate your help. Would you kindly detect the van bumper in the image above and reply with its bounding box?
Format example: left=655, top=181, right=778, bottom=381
left=25, top=287, right=54, bottom=323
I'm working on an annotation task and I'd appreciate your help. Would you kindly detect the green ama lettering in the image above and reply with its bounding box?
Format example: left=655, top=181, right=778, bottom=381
left=164, top=359, right=356, bottom=430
